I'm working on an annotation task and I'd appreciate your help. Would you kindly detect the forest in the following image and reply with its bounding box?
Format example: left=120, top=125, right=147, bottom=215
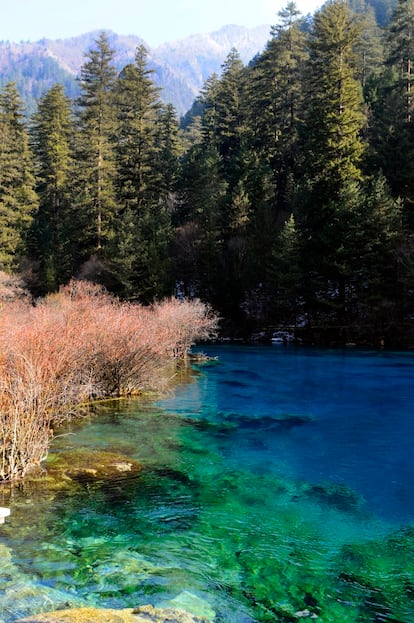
left=0, top=0, right=413, bottom=347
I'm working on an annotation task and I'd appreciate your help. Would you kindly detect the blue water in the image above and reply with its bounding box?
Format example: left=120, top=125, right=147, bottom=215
left=161, top=345, right=414, bottom=525
left=1, top=345, right=414, bottom=622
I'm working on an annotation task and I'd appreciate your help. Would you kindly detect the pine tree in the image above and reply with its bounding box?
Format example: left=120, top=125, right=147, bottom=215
left=176, top=144, right=227, bottom=303
left=112, top=45, right=175, bottom=300
left=357, top=175, right=403, bottom=315
left=199, top=73, right=222, bottom=150
left=353, top=3, right=385, bottom=89
left=155, top=103, right=182, bottom=195
left=296, top=0, right=367, bottom=322
left=388, top=0, right=414, bottom=117
left=268, top=214, right=304, bottom=324
left=0, top=82, right=38, bottom=271
left=30, top=84, right=74, bottom=291
left=214, top=49, right=246, bottom=178
left=301, top=0, right=365, bottom=195
left=247, top=2, right=307, bottom=216
left=75, top=32, right=117, bottom=266
left=371, top=0, right=414, bottom=226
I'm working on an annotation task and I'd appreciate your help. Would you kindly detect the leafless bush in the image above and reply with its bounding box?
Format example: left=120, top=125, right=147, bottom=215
left=0, top=271, right=30, bottom=303
left=0, top=280, right=218, bottom=481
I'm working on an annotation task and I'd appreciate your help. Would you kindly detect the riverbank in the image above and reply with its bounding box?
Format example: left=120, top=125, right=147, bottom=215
left=0, top=280, right=218, bottom=482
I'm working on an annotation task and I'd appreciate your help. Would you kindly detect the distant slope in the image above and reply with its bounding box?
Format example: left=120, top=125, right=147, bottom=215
left=0, top=25, right=270, bottom=115
left=153, top=24, right=270, bottom=98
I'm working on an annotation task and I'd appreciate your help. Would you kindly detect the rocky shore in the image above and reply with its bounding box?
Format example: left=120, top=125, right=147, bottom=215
left=15, top=605, right=210, bottom=623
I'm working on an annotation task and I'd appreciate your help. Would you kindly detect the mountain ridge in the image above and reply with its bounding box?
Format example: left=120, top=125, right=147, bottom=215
left=0, top=24, right=270, bottom=114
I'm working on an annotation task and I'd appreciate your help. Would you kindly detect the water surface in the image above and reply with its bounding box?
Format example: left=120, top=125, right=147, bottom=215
left=1, top=345, right=414, bottom=622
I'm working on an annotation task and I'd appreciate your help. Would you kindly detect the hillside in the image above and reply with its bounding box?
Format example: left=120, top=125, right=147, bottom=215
left=0, top=25, right=270, bottom=115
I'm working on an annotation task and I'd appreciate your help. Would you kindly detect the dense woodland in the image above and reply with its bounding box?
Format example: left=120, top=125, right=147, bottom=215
left=0, top=0, right=413, bottom=346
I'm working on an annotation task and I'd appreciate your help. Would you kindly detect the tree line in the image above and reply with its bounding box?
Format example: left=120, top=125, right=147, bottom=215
left=0, top=0, right=413, bottom=346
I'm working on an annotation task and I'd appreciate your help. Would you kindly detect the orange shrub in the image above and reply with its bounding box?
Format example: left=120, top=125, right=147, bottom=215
left=0, top=280, right=218, bottom=481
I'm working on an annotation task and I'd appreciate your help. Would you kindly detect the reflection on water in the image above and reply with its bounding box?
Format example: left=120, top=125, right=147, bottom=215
left=1, top=345, right=414, bottom=622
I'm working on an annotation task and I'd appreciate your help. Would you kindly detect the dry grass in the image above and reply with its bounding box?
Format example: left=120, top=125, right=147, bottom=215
left=0, top=280, right=218, bottom=481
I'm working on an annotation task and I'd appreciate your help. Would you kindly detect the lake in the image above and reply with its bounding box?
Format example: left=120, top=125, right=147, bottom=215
left=1, top=344, right=414, bottom=622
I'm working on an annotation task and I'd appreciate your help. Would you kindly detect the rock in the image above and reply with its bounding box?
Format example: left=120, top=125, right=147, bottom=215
left=295, top=609, right=318, bottom=619
left=4, top=582, right=82, bottom=619
left=133, top=605, right=211, bottom=623
left=45, top=449, right=142, bottom=484
left=161, top=591, right=216, bottom=620
left=14, top=605, right=211, bottom=623
left=301, top=481, right=365, bottom=513
left=92, top=550, right=164, bottom=593
left=14, top=607, right=134, bottom=623
left=18, top=449, right=143, bottom=499
left=188, top=353, right=219, bottom=366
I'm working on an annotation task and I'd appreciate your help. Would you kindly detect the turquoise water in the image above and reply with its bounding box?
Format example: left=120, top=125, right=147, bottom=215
left=1, top=345, right=414, bottom=622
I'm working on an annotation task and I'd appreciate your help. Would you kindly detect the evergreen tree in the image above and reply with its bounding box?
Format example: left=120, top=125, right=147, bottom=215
left=241, top=3, right=308, bottom=318
left=30, top=84, right=74, bottom=291
left=155, top=103, right=182, bottom=194
left=74, top=32, right=117, bottom=266
left=112, top=45, right=175, bottom=300
left=297, top=0, right=367, bottom=322
left=356, top=175, right=404, bottom=319
left=300, top=0, right=365, bottom=194
left=199, top=73, right=222, bottom=150
left=268, top=214, right=304, bottom=324
left=388, top=0, right=414, bottom=114
left=214, top=49, right=246, bottom=183
left=353, top=3, right=385, bottom=88
left=0, top=82, right=38, bottom=271
left=371, top=0, right=414, bottom=226
left=247, top=2, right=308, bottom=216
left=176, top=145, right=227, bottom=303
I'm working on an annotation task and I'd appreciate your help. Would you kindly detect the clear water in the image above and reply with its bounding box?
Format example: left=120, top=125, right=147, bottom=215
left=1, top=345, right=414, bottom=622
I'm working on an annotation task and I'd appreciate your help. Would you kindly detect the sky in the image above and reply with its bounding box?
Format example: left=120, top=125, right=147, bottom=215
left=0, top=0, right=322, bottom=46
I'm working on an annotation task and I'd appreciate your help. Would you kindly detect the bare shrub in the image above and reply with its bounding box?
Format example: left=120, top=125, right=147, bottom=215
left=0, top=271, right=30, bottom=303
left=0, top=280, right=218, bottom=481
left=150, top=297, right=219, bottom=359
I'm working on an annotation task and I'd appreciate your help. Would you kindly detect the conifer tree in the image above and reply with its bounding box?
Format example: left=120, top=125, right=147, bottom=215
left=247, top=2, right=307, bottom=216
left=356, top=175, right=404, bottom=317
left=240, top=3, right=309, bottom=319
left=214, top=49, right=246, bottom=177
left=204, top=51, right=253, bottom=316
left=371, top=0, right=414, bottom=226
left=112, top=45, right=175, bottom=300
left=353, top=3, right=385, bottom=88
left=200, top=73, right=222, bottom=149
left=155, top=103, right=182, bottom=195
left=388, top=0, right=414, bottom=115
left=177, top=144, right=227, bottom=303
left=296, top=0, right=367, bottom=321
left=75, top=32, right=117, bottom=265
left=30, top=84, right=74, bottom=291
left=300, top=0, right=365, bottom=195
left=268, top=214, right=304, bottom=324
left=0, top=82, right=38, bottom=271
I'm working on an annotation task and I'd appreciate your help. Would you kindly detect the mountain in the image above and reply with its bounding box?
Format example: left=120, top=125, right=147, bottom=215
left=0, top=25, right=270, bottom=115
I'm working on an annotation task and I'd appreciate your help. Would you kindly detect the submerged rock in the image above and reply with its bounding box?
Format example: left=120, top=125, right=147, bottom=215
left=188, top=353, right=219, bottom=366
left=14, top=605, right=211, bottom=623
left=45, top=449, right=142, bottom=485
left=161, top=591, right=216, bottom=620
left=4, top=583, right=82, bottom=619
left=15, top=449, right=143, bottom=501
left=0, top=544, right=83, bottom=616
left=301, top=481, right=365, bottom=513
